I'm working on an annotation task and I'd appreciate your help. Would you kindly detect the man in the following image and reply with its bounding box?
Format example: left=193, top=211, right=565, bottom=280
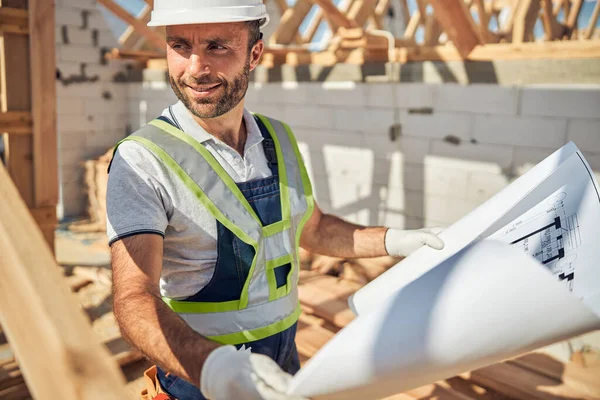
left=107, top=1, right=444, bottom=399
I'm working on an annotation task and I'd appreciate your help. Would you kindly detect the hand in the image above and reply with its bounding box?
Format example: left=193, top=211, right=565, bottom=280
left=200, top=345, right=308, bottom=400
left=384, top=227, right=445, bottom=257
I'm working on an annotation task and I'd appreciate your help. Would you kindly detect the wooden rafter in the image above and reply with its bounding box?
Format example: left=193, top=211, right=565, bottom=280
left=540, top=0, right=562, bottom=40
left=429, top=0, right=484, bottom=57
left=564, top=0, right=584, bottom=38
left=0, top=7, right=28, bottom=35
left=513, top=0, right=541, bottom=43
left=310, top=0, right=358, bottom=29
left=97, top=0, right=165, bottom=51
left=119, top=4, right=152, bottom=50
left=270, top=0, right=313, bottom=45
left=583, top=0, right=600, bottom=40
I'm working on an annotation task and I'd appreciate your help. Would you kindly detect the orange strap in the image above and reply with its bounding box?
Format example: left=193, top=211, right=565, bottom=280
left=140, top=365, right=175, bottom=400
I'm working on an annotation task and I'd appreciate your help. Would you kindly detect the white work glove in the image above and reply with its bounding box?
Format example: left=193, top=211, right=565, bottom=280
left=384, top=227, right=445, bottom=257
left=200, top=345, right=307, bottom=400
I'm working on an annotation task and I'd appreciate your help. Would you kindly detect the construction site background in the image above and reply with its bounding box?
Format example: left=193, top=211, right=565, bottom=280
left=51, top=0, right=600, bottom=384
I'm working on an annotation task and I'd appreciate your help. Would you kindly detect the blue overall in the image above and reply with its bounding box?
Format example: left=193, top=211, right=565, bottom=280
left=155, top=115, right=300, bottom=399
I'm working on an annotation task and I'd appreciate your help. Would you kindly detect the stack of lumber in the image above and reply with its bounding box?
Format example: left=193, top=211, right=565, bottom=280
left=69, top=148, right=113, bottom=233
left=0, top=267, right=145, bottom=400
left=296, top=268, right=600, bottom=399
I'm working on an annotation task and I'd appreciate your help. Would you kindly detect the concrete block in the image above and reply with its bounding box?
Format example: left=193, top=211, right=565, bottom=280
left=424, top=194, right=477, bottom=225
left=283, top=105, right=335, bottom=130
left=86, top=64, right=130, bottom=83
left=378, top=212, right=425, bottom=230
left=367, top=136, right=430, bottom=164
left=424, top=165, right=469, bottom=198
left=55, top=7, right=83, bottom=26
left=58, top=0, right=97, bottom=9
left=521, top=86, right=600, bottom=119
left=334, top=107, right=395, bottom=134
left=253, top=104, right=286, bottom=121
left=513, top=146, right=556, bottom=176
left=64, top=25, right=94, bottom=46
left=58, top=129, right=86, bottom=151
left=434, top=84, right=519, bottom=115
left=323, top=145, right=373, bottom=187
left=253, top=82, right=309, bottom=105
left=366, top=84, right=395, bottom=108
left=59, top=166, right=83, bottom=186
left=308, top=82, right=367, bottom=107
left=473, top=115, right=567, bottom=148
left=567, top=119, right=600, bottom=153
left=59, top=147, right=88, bottom=168
left=402, top=112, right=472, bottom=141
left=60, top=181, right=86, bottom=217
left=57, top=94, right=86, bottom=115
left=86, top=10, right=112, bottom=31
left=57, top=114, right=95, bottom=134
left=86, top=130, right=122, bottom=154
left=327, top=177, right=372, bottom=211
left=83, top=98, right=122, bottom=116
left=395, top=83, right=436, bottom=109
left=58, top=44, right=102, bottom=63
left=430, top=140, right=514, bottom=170
left=96, top=30, right=119, bottom=48
left=466, top=170, right=510, bottom=203
left=294, top=128, right=363, bottom=149
left=379, top=187, right=424, bottom=219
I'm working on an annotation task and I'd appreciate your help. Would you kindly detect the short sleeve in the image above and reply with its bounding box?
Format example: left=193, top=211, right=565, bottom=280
left=106, top=141, right=172, bottom=246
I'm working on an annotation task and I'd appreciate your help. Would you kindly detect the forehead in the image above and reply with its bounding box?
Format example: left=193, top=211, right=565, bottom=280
left=166, top=22, right=248, bottom=42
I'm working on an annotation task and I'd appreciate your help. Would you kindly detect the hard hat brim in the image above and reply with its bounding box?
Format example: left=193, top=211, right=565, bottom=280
left=148, top=9, right=269, bottom=28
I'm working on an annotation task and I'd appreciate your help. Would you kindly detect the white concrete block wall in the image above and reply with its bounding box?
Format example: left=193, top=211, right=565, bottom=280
left=55, top=0, right=132, bottom=218
left=243, top=83, right=600, bottom=229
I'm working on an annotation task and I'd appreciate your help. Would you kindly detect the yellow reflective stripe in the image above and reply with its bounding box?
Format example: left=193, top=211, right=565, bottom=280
left=266, top=254, right=294, bottom=269
left=122, top=136, right=260, bottom=310
left=163, top=297, right=240, bottom=313
left=255, top=114, right=291, bottom=222
left=206, top=304, right=301, bottom=345
left=266, top=254, right=293, bottom=301
left=282, top=122, right=315, bottom=294
left=148, top=119, right=263, bottom=228
left=262, top=219, right=290, bottom=237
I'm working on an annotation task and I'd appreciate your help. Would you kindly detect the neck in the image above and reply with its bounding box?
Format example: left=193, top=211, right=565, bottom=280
left=192, top=100, right=247, bottom=156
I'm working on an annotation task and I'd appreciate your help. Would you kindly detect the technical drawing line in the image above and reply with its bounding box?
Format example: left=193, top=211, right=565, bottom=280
left=510, top=217, right=561, bottom=245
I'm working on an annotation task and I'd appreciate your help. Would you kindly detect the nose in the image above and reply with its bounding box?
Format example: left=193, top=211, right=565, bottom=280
left=187, top=53, right=209, bottom=78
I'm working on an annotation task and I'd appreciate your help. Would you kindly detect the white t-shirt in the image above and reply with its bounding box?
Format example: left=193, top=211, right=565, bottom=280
left=106, top=101, right=272, bottom=299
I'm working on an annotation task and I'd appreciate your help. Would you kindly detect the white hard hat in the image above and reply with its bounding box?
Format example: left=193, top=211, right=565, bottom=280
left=148, top=0, right=270, bottom=28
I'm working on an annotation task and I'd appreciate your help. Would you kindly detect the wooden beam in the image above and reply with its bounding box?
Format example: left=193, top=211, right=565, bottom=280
left=473, top=0, right=492, bottom=41
left=512, top=0, right=541, bottom=43
left=270, top=0, right=313, bottom=45
left=311, top=0, right=358, bottom=29
left=0, top=111, right=32, bottom=134
left=144, top=0, right=153, bottom=7
left=0, top=163, right=129, bottom=400
left=119, top=5, right=152, bottom=51
left=583, top=0, right=600, bottom=40
left=29, top=0, right=58, bottom=208
left=347, top=0, right=379, bottom=27
left=540, top=0, right=562, bottom=40
left=564, top=0, right=584, bottom=38
left=429, top=0, right=483, bottom=58
left=303, top=8, right=325, bottom=43
left=0, top=7, right=28, bottom=35
left=96, top=0, right=165, bottom=52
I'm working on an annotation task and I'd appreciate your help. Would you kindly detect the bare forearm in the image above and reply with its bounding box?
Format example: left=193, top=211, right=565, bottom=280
left=301, top=212, right=388, bottom=258
left=114, top=290, right=219, bottom=386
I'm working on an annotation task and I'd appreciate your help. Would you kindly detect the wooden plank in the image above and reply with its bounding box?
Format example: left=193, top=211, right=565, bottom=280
left=0, top=7, right=28, bottom=35
left=119, top=4, right=152, bottom=51
left=270, top=0, right=313, bottom=45
left=298, top=278, right=356, bottom=328
left=509, top=353, right=600, bottom=398
left=29, top=0, right=58, bottom=208
left=404, top=10, right=421, bottom=39
left=295, top=320, right=334, bottom=358
left=540, top=0, right=562, bottom=40
left=311, top=0, right=358, bottom=29
left=303, top=7, right=325, bottom=43
left=468, top=361, right=592, bottom=400
left=583, top=0, right=600, bottom=40
left=0, top=162, right=129, bottom=400
left=0, top=111, right=32, bottom=134
left=565, top=0, right=584, bottom=38
left=347, top=0, right=379, bottom=27
left=1, top=28, right=34, bottom=208
left=96, top=0, right=165, bottom=51
left=513, top=0, right=541, bottom=43
left=429, top=0, right=483, bottom=57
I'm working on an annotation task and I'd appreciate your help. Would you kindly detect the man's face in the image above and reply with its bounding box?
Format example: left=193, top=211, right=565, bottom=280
left=166, top=22, right=263, bottom=119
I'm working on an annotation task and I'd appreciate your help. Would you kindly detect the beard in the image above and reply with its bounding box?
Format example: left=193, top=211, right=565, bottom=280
left=169, top=59, right=250, bottom=119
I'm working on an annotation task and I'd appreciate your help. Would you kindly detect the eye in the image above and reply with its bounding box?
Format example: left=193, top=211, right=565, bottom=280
left=208, top=43, right=227, bottom=51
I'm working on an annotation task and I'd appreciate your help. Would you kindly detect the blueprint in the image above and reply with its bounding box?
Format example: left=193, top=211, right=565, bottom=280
left=289, top=143, right=600, bottom=400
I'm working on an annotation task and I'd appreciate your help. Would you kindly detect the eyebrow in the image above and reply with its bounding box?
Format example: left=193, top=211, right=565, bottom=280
left=166, top=36, right=233, bottom=46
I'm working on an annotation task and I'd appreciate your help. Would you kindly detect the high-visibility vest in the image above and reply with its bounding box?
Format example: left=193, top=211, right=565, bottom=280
left=115, top=114, right=314, bottom=345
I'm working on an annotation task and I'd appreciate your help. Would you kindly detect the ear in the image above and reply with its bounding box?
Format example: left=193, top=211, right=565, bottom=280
left=248, top=40, right=264, bottom=71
